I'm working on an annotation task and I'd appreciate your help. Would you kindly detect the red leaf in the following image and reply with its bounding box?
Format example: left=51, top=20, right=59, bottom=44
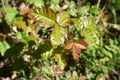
left=75, top=39, right=88, bottom=49
left=64, top=39, right=88, bottom=61
left=64, top=41, right=73, bottom=50
left=20, top=7, right=30, bottom=15
left=72, top=44, right=80, bottom=61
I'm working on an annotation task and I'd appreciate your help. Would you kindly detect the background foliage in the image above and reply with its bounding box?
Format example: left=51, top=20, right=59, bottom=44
left=0, top=0, right=120, bottom=80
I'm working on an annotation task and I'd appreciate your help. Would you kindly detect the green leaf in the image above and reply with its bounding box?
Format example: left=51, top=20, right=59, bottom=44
left=13, top=17, right=28, bottom=30
left=72, top=18, right=83, bottom=30
left=4, top=42, right=25, bottom=57
left=81, top=28, right=99, bottom=45
left=50, top=25, right=67, bottom=46
left=13, top=57, right=25, bottom=71
left=41, top=48, right=55, bottom=59
left=50, top=3, right=60, bottom=12
left=0, top=40, right=10, bottom=56
left=15, top=32, right=35, bottom=44
left=55, top=54, right=67, bottom=70
left=78, top=4, right=90, bottom=16
left=34, top=40, right=52, bottom=59
left=72, top=18, right=80, bottom=27
left=21, top=32, right=36, bottom=44
left=96, top=73, right=106, bottom=80
left=51, top=0, right=60, bottom=4
left=32, top=7, right=56, bottom=27
left=80, top=19, right=99, bottom=46
left=4, top=5, right=18, bottom=24
left=27, top=0, right=44, bottom=7
left=102, top=49, right=113, bottom=58
left=57, top=11, right=70, bottom=27
left=90, top=6, right=99, bottom=15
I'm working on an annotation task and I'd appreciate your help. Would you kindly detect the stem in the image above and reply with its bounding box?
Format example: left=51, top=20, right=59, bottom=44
left=97, top=0, right=101, bottom=9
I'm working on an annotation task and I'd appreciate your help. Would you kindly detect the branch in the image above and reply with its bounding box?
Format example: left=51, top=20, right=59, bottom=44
left=103, top=21, right=120, bottom=31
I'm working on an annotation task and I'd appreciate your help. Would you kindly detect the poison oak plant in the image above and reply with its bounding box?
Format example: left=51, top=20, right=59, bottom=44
left=0, top=4, right=99, bottom=67
left=29, top=6, right=99, bottom=68
left=0, top=0, right=101, bottom=79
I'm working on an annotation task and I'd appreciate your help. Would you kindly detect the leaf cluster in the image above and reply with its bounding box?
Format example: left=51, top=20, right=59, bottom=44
left=0, top=0, right=119, bottom=80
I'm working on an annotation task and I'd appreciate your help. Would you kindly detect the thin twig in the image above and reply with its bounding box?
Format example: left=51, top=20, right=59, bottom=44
left=97, top=0, right=101, bottom=9
left=96, top=0, right=110, bottom=24
left=101, top=0, right=111, bottom=12
left=103, top=21, right=120, bottom=31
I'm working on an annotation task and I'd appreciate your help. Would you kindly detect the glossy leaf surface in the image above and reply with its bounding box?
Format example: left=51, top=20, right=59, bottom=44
left=32, top=7, right=56, bottom=27
left=4, top=5, right=18, bottom=24
left=55, top=54, right=67, bottom=70
left=0, top=40, right=10, bottom=56
left=57, top=11, right=70, bottom=27
left=65, top=39, right=88, bottom=60
left=50, top=25, right=67, bottom=46
left=27, top=0, right=44, bottom=7
left=80, top=19, right=99, bottom=46
left=34, top=40, right=52, bottom=58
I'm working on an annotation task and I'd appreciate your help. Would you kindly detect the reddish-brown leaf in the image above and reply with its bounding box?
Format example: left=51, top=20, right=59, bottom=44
left=64, top=40, right=74, bottom=50
left=75, top=39, right=88, bottom=49
left=19, top=3, right=30, bottom=15
left=19, top=7, right=30, bottom=15
left=72, top=44, right=80, bottom=61
left=64, top=39, right=88, bottom=61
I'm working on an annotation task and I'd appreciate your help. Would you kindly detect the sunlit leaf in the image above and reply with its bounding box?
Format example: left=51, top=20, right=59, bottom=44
left=13, top=17, right=28, bottom=31
left=27, top=0, right=44, bottom=7
left=75, top=39, right=88, bottom=49
left=50, top=0, right=60, bottom=12
left=72, top=44, right=81, bottom=60
left=80, top=19, right=99, bottom=46
left=57, top=11, right=70, bottom=27
left=51, top=0, right=60, bottom=4
left=21, top=32, right=36, bottom=44
left=90, top=5, right=99, bottom=15
left=55, top=54, right=67, bottom=70
left=32, top=7, right=56, bottom=27
left=72, top=18, right=81, bottom=27
left=65, top=39, right=88, bottom=60
left=102, top=48, right=113, bottom=58
left=50, top=3, right=60, bottom=12
left=34, top=40, right=52, bottom=59
left=96, top=73, right=106, bottom=80
left=4, top=5, right=18, bottom=24
left=0, top=40, right=10, bottom=56
left=81, top=28, right=99, bottom=46
left=41, top=48, right=55, bottom=59
left=50, top=25, right=67, bottom=46
left=78, top=4, right=90, bottom=16
left=65, top=1, right=77, bottom=16
left=64, top=40, right=73, bottom=50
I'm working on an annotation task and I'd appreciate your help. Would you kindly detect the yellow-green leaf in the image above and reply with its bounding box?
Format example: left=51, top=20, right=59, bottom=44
left=4, top=5, right=18, bottom=25
left=32, top=7, right=56, bottom=27
left=50, top=25, right=67, bottom=46
left=0, top=40, right=10, bottom=56
left=57, top=11, right=70, bottom=27
left=80, top=19, right=99, bottom=46
left=41, top=48, right=55, bottom=59
left=27, top=0, right=44, bottom=7
left=34, top=40, right=52, bottom=59
left=13, top=17, right=28, bottom=31
left=55, top=54, right=67, bottom=70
